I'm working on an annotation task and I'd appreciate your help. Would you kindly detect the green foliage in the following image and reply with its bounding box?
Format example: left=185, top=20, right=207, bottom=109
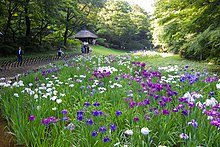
left=180, top=26, right=220, bottom=64
left=153, top=0, right=220, bottom=62
left=97, top=0, right=152, bottom=51
left=96, top=38, right=107, bottom=46
left=125, top=41, right=145, bottom=51
left=67, top=39, right=81, bottom=50
left=0, top=0, right=105, bottom=55
left=0, top=45, right=17, bottom=56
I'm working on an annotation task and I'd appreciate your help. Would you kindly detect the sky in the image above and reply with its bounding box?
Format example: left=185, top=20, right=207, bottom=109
left=125, top=0, right=155, bottom=14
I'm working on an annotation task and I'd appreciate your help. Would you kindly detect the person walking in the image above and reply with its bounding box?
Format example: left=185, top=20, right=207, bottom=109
left=57, top=48, right=64, bottom=57
left=17, top=46, right=23, bottom=66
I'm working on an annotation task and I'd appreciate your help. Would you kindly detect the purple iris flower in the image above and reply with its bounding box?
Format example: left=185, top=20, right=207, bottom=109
left=41, top=117, right=56, bottom=125
left=99, top=126, right=107, bottom=133
left=141, top=62, right=146, bottom=67
left=179, top=133, right=189, bottom=139
left=133, top=117, right=139, bottom=122
left=162, top=109, right=170, bottom=115
left=77, top=111, right=84, bottom=116
left=92, top=131, right=98, bottom=137
left=144, top=114, right=150, bottom=120
left=62, top=115, right=68, bottom=121
left=52, top=118, right=60, bottom=123
left=84, top=102, right=90, bottom=107
left=93, top=102, right=100, bottom=107
left=85, top=118, right=94, bottom=125
left=172, top=108, right=178, bottom=112
left=92, top=110, right=102, bottom=116
left=28, top=115, right=36, bottom=121
left=210, top=120, right=219, bottom=127
left=177, top=104, right=185, bottom=109
left=154, top=109, right=160, bottom=115
left=77, top=115, right=84, bottom=121
left=110, top=124, right=116, bottom=131
left=209, top=91, right=214, bottom=97
left=182, top=110, right=189, bottom=116
left=41, top=118, right=50, bottom=125
left=103, top=136, right=110, bottom=142
left=188, top=119, right=198, bottom=128
left=115, top=110, right=122, bottom=116
left=61, top=110, right=68, bottom=115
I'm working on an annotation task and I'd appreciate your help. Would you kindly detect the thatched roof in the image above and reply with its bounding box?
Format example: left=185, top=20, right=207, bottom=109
left=75, top=29, right=98, bottom=39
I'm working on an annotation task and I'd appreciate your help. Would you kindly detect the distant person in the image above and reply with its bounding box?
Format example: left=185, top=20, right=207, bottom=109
left=57, top=48, right=64, bottom=57
left=83, top=41, right=88, bottom=46
left=84, top=45, right=90, bottom=54
left=17, top=46, right=23, bottom=66
left=92, top=39, right=96, bottom=45
left=81, top=46, right=85, bottom=54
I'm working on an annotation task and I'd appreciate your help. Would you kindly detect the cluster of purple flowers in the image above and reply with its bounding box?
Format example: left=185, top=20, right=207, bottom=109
left=41, top=116, right=60, bottom=125
left=131, top=61, right=146, bottom=68
left=202, top=104, right=220, bottom=129
left=91, top=124, right=116, bottom=142
left=92, top=70, right=111, bottom=79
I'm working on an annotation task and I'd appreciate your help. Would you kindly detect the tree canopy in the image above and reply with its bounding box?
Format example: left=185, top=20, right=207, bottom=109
left=0, top=0, right=219, bottom=63
left=153, top=0, right=220, bottom=63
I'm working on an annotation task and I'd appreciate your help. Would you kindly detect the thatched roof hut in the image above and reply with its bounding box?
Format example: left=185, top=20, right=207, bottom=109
left=75, top=29, right=98, bottom=39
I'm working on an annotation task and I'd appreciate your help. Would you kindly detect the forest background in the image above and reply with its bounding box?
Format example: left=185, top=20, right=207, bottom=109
left=0, top=0, right=219, bottom=64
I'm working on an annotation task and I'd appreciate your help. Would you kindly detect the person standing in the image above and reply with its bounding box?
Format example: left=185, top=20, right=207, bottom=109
left=57, top=48, right=64, bottom=57
left=17, top=46, right=23, bottom=66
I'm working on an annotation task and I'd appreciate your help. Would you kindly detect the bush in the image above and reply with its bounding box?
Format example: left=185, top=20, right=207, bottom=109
left=125, top=41, right=145, bottom=51
left=67, top=39, right=81, bottom=50
left=96, top=38, right=106, bottom=46
left=0, top=45, right=17, bottom=56
left=180, top=26, right=220, bottom=62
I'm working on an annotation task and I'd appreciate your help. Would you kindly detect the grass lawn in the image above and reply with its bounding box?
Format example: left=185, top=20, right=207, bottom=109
left=91, top=46, right=220, bottom=74
left=91, top=45, right=126, bottom=56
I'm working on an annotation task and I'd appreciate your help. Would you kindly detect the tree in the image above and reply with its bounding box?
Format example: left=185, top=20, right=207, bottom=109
left=97, top=0, right=152, bottom=50
left=153, top=0, right=220, bottom=62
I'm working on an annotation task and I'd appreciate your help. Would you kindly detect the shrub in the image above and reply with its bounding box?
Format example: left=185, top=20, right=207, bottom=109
left=96, top=38, right=106, bottom=46
left=0, top=45, right=17, bottom=56
left=180, top=26, right=220, bottom=62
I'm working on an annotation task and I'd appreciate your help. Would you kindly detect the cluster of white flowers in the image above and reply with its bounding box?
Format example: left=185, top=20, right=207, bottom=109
left=203, top=97, right=218, bottom=107
left=110, top=83, right=122, bottom=88
left=12, top=80, right=24, bottom=87
left=161, top=74, right=181, bottom=84
left=98, top=87, right=106, bottom=93
left=216, top=83, right=220, bottom=89
left=183, top=92, right=203, bottom=103
left=124, top=127, right=151, bottom=136
left=97, top=66, right=118, bottom=74
left=92, top=80, right=100, bottom=88
left=158, top=65, right=179, bottom=73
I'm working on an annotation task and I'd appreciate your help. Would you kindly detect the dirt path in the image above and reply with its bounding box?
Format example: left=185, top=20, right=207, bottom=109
left=0, top=61, right=52, bottom=79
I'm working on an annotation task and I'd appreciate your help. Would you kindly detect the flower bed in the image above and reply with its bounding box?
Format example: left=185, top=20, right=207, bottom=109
left=0, top=55, right=219, bottom=146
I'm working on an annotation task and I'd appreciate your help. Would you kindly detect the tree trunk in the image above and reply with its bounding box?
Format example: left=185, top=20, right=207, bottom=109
left=25, top=0, right=31, bottom=37
left=63, top=8, right=70, bottom=47
left=64, top=28, right=68, bottom=46
left=4, top=1, right=12, bottom=36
